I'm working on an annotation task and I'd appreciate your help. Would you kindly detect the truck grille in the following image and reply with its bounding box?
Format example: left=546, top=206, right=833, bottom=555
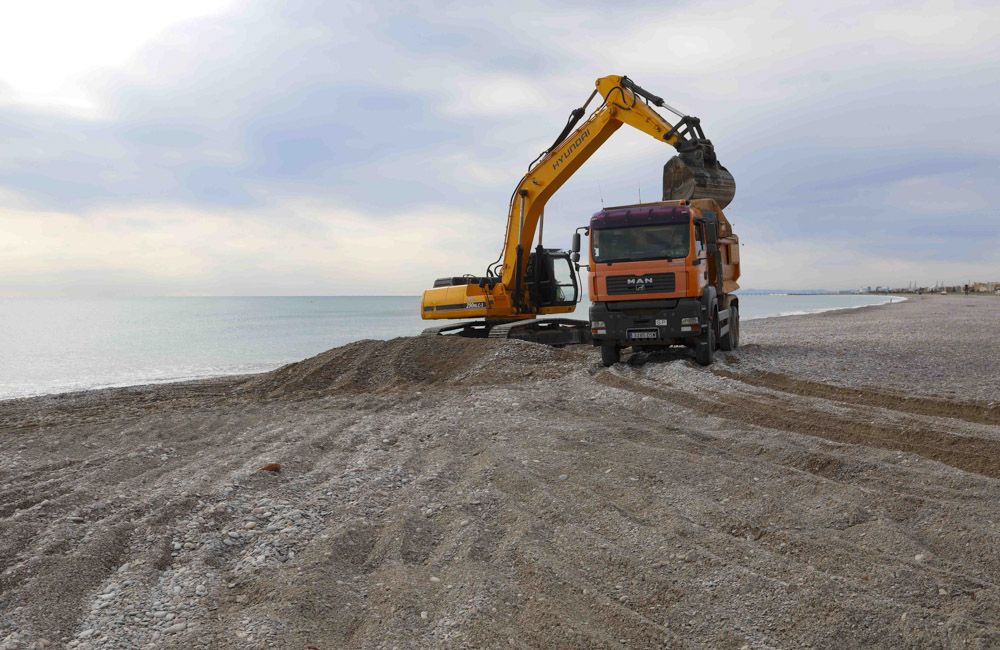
left=606, top=273, right=676, bottom=295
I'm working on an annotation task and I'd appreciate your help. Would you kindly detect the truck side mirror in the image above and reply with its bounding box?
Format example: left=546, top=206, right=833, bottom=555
left=571, top=251, right=580, bottom=263
left=571, top=232, right=581, bottom=254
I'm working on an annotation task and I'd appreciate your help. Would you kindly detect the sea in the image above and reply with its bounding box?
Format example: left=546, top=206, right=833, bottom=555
left=0, top=294, right=902, bottom=400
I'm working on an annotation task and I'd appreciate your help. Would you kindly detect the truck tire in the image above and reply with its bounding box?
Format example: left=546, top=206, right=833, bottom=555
left=600, top=343, right=620, bottom=367
left=695, top=310, right=716, bottom=366
left=730, top=305, right=740, bottom=349
left=719, top=304, right=739, bottom=351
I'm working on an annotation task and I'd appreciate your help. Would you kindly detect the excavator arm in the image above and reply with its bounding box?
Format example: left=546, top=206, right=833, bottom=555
left=494, top=75, right=734, bottom=295
left=421, top=74, right=734, bottom=322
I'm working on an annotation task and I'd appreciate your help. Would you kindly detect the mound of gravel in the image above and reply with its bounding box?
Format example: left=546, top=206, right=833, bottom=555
left=240, top=335, right=576, bottom=398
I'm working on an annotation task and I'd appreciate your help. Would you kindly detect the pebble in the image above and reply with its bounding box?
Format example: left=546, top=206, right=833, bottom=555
left=430, top=576, right=441, bottom=583
left=244, top=521, right=257, bottom=529
left=165, top=622, right=186, bottom=634
left=420, top=611, right=429, bottom=619
left=914, top=554, right=927, bottom=562
left=558, top=474, right=568, bottom=481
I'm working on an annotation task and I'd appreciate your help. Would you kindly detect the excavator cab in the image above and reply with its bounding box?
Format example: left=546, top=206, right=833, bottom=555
left=525, top=248, right=579, bottom=309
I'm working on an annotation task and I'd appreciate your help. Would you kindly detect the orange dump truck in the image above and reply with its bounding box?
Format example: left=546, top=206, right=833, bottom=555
left=574, top=197, right=740, bottom=366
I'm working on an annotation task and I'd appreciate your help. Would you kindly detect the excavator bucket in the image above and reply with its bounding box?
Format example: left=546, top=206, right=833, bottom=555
left=662, top=151, right=736, bottom=209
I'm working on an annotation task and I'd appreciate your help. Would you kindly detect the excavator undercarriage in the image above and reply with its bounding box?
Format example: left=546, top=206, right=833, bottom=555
left=421, top=317, right=590, bottom=346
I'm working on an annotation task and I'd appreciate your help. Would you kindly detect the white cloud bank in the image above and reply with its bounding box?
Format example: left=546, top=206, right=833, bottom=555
left=0, top=200, right=496, bottom=296
left=0, top=0, right=998, bottom=295
left=0, top=1, right=236, bottom=115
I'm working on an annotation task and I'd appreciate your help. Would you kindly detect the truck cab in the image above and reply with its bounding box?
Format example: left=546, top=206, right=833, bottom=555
left=579, top=199, right=741, bottom=366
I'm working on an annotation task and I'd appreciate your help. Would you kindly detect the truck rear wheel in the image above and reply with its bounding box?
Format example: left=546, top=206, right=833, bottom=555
left=719, top=304, right=739, bottom=351
left=600, top=343, right=620, bottom=367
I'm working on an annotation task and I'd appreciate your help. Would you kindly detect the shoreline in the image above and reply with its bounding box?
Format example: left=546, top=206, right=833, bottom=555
left=1, top=294, right=910, bottom=403
left=741, top=294, right=909, bottom=323
left=740, top=293, right=906, bottom=321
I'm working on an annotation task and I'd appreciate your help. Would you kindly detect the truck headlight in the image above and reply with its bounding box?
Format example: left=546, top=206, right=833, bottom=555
left=591, top=320, right=605, bottom=328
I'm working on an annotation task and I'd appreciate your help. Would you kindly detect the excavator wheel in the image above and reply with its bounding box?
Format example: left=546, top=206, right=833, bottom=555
left=600, top=343, right=621, bottom=367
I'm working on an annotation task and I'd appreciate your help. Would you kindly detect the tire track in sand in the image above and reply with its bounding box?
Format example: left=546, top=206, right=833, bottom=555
left=595, top=371, right=1000, bottom=479
left=713, top=369, right=1000, bottom=426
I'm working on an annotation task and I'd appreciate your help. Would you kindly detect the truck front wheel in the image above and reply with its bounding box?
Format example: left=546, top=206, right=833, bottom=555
left=695, top=310, right=716, bottom=366
left=600, top=343, right=621, bottom=367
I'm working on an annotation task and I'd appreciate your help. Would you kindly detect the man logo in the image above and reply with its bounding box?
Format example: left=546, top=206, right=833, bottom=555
left=626, top=276, right=654, bottom=292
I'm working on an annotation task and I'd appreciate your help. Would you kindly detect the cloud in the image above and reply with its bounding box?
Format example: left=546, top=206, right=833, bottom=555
left=0, top=0, right=998, bottom=295
left=741, top=236, right=1000, bottom=290
left=0, top=198, right=497, bottom=296
left=0, top=0, right=235, bottom=113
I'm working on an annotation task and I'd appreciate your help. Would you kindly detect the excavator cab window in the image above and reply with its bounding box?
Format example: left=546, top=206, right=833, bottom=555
left=525, top=249, right=579, bottom=308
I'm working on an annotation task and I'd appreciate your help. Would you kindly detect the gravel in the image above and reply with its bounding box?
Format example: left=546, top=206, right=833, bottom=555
left=0, top=295, right=997, bottom=648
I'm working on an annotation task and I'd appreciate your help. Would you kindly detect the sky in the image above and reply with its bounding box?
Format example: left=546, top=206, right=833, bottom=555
left=1, top=0, right=998, bottom=296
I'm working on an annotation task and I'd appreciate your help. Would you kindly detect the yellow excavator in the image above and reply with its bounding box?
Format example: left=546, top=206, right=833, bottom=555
left=420, top=74, right=735, bottom=343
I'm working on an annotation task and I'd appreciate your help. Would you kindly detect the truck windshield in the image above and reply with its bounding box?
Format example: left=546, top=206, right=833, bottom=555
left=592, top=224, right=690, bottom=263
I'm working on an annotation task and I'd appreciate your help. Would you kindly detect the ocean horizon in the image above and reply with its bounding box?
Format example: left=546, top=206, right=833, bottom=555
left=0, top=293, right=903, bottom=400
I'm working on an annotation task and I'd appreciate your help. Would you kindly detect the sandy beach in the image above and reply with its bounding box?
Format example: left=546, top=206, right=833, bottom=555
left=1, top=294, right=998, bottom=649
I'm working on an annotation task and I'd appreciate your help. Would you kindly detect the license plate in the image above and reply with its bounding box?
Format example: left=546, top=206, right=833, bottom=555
left=627, top=329, right=659, bottom=340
